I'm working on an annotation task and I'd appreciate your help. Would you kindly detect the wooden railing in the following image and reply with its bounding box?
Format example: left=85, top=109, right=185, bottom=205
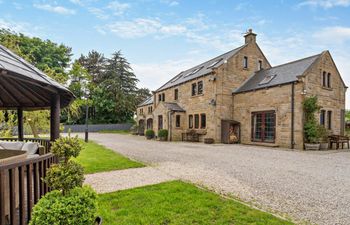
left=0, top=153, right=57, bottom=225
left=0, top=138, right=51, bottom=154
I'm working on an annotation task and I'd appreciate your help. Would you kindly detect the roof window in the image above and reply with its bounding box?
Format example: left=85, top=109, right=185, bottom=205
left=184, top=66, right=203, bottom=77
left=259, top=74, right=276, bottom=85
left=207, top=58, right=223, bottom=68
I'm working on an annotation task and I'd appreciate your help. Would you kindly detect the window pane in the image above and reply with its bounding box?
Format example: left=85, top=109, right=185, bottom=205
left=158, top=115, right=163, bottom=130
left=176, top=115, right=180, bottom=127
left=264, top=112, right=275, bottom=141
left=328, top=111, right=332, bottom=129
left=189, top=115, right=193, bottom=128
left=322, top=72, right=326, bottom=87
left=200, top=114, right=206, bottom=129
left=327, top=73, right=331, bottom=88
left=243, top=56, right=248, bottom=68
left=192, top=83, right=197, bottom=96
left=198, top=81, right=203, bottom=95
left=174, top=89, right=178, bottom=100
left=252, top=113, right=262, bottom=140
left=162, top=93, right=165, bottom=101
left=320, top=110, right=325, bottom=125
left=194, top=114, right=199, bottom=129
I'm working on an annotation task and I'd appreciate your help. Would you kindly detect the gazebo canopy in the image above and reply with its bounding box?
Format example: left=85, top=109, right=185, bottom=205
left=0, top=44, right=74, bottom=110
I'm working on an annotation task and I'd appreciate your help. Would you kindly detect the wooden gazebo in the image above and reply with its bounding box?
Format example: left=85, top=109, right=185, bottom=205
left=0, top=44, right=74, bottom=225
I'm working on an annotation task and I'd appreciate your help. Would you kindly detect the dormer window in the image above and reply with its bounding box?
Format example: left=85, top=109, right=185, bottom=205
left=243, top=56, right=248, bottom=69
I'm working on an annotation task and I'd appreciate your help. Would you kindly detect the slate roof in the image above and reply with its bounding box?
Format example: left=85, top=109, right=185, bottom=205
left=0, top=45, right=72, bottom=94
left=138, top=96, right=153, bottom=107
left=156, top=44, right=247, bottom=92
left=234, top=53, right=322, bottom=94
left=163, top=102, right=185, bottom=112
left=0, top=44, right=74, bottom=108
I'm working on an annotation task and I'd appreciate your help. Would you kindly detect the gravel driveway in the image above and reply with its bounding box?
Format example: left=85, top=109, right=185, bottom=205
left=77, top=133, right=350, bottom=225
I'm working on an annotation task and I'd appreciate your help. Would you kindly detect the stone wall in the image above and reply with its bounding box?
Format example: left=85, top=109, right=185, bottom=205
left=303, top=51, right=346, bottom=135
left=233, top=83, right=304, bottom=149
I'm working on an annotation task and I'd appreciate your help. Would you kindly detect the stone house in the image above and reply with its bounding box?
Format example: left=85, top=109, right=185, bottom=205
left=136, top=29, right=347, bottom=149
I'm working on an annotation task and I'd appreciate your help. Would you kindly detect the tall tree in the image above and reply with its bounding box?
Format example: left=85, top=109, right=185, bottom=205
left=78, top=50, right=106, bottom=84
left=96, top=51, right=139, bottom=123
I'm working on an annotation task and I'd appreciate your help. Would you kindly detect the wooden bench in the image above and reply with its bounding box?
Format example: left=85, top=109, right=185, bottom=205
left=181, top=130, right=207, bottom=142
left=329, top=135, right=350, bottom=149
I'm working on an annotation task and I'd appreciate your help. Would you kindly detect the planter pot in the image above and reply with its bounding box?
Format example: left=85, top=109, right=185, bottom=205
left=204, top=138, right=214, bottom=144
left=95, top=216, right=102, bottom=225
left=146, top=135, right=153, bottom=140
left=159, top=136, right=167, bottom=141
left=304, top=143, right=320, bottom=150
left=320, top=142, right=329, bottom=150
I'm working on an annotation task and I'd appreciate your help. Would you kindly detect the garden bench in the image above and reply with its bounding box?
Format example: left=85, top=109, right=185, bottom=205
left=328, top=135, right=350, bottom=149
left=181, top=130, right=207, bottom=142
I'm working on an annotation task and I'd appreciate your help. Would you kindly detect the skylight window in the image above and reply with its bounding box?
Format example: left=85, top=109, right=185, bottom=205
left=259, top=74, right=276, bottom=85
left=207, top=58, right=222, bottom=68
left=170, top=73, right=184, bottom=83
left=184, top=66, right=203, bottom=77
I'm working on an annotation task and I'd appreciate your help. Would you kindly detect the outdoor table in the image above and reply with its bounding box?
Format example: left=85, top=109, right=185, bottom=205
left=0, top=150, right=27, bottom=164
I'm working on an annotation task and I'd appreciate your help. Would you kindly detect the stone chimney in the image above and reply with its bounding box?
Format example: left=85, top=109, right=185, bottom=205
left=244, top=29, right=257, bottom=44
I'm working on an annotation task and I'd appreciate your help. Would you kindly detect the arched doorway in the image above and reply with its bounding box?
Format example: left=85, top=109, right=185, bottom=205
left=138, top=119, right=145, bottom=135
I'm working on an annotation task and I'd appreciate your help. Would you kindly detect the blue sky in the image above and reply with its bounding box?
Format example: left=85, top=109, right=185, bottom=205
left=0, top=0, right=350, bottom=107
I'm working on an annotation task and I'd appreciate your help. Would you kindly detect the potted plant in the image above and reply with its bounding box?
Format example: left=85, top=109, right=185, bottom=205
left=29, top=136, right=100, bottom=225
left=145, top=129, right=155, bottom=139
left=158, top=129, right=168, bottom=141
left=303, top=96, right=321, bottom=150
left=318, top=125, right=329, bottom=150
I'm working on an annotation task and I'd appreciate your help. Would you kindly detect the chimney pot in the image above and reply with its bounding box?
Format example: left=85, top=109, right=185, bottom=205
left=244, top=28, right=257, bottom=44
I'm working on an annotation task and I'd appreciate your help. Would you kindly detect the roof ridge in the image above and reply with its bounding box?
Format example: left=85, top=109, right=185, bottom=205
left=266, top=53, right=322, bottom=71
left=182, top=44, right=247, bottom=73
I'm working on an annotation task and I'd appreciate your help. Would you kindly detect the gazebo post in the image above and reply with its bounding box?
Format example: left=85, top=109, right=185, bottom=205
left=50, top=94, right=60, bottom=142
left=17, top=107, right=24, bottom=141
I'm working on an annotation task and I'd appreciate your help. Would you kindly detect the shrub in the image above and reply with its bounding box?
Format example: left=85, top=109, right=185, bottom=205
left=51, top=136, right=82, bottom=162
left=158, top=129, right=168, bottom=138
left=30, top=136, right=97, bottom=224
left=304, top=120, right=320, bottom=143
left=303, top=96, right=322, bottom=143
left=29, top=186, right=97, bottom=225
left=145, top=129, right=155, bottom=138
left=43, top=160, right=84, bottom=193
left=318, top=124, right=329, bottom=142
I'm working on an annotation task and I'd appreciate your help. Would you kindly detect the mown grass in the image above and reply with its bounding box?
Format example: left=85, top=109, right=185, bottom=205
left=98, top=181, right=293, bottom=225
left=74, top=141, right=144, bottom=174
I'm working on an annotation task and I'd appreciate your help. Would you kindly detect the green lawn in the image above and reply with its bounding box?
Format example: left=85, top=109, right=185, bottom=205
left=98, top=130, right=130, bottom=134
left=74, top=141, right=144, bottom=174
left=98, top=181, right=293, bottom=225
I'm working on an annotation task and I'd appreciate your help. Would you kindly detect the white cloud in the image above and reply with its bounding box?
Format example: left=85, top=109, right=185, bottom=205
left=0, top=19, right=43, bottom=36
left=160, top=0, right=179, bottom=7
left=88, top=7, right=109, bottom=20
left=70, top=0, right=83, bottom=6
left=33, top=4, right=76, bottom=15
left=314, top=26, right=350, bottom=44
left=107, top=1, right=130, bottom=16
left=99, top=18, right=190, bottom=38
left=298, top=0, right=350, bottom=8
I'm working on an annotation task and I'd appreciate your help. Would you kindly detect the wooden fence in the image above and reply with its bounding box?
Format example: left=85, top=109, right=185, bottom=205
left=0, top=153, right=57, bottom=225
